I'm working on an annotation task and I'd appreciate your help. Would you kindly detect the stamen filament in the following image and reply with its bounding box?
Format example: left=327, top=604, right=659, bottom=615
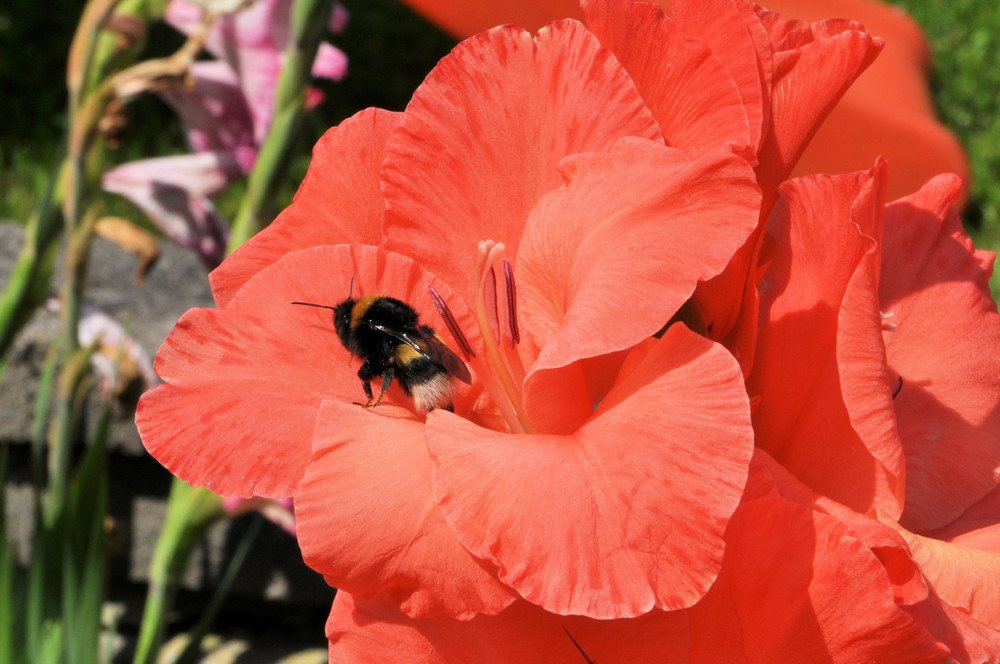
left=503, top=259, right=519, bottom=346
left=501, top=258, right=526, bottom=387
left=427, top=285, right=475, bottom=360
left=485, top=266, right=500, bottom=343
left=502, top=340, right=527, bottom=389
left=467, top=355, right=527, bottom=434
left=475, top=241, right=536, bottom=433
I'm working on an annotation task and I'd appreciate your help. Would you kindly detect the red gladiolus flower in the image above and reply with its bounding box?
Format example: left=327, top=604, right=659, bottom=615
left=138, top=6, right=764, bottom=622
left=135, top=0, right=1000, bottom=657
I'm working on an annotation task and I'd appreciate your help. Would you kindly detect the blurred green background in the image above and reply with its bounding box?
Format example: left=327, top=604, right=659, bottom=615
left=1, top=0, right=998, bottom=286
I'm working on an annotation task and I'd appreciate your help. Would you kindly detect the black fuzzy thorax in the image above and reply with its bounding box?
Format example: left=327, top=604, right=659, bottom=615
left=338, top=296, right=437, bottom=391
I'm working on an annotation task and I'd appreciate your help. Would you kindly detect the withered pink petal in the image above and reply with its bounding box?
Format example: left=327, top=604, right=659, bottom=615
left=102, top=152, right=237, bottom=268
left=157, top=60, right=255, bottom=153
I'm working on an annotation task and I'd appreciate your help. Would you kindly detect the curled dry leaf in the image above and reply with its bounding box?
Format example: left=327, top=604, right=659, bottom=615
left=95, top=216, right=160, bottom=282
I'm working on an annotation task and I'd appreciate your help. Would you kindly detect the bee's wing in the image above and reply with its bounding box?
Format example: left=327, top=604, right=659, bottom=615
left=420, top=334, right=472, bottom=384
left=368, top=323, right=472, bottom=384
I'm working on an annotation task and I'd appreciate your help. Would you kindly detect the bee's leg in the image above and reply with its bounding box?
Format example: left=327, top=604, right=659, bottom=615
left=357, top=362, right=376, bottom=406
left=370, top=367, right=394, bottom=407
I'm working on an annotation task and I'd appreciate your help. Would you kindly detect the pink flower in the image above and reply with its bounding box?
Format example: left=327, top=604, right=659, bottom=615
left=164, top=0, right=349, bottom=144
left=103, top=0, right=348, bottom=269
left=102, top=150, right=244, bottom=268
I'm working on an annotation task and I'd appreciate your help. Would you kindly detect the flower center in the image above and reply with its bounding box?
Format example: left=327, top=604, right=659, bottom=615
left=428, top=240, right=535, bottom=434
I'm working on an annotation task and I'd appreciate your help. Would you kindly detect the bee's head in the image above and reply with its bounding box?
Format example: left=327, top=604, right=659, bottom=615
left=333, top=298, right=356, bottom=345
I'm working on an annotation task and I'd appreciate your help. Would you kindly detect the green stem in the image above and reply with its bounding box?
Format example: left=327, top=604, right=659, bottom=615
left=132, top=481, right=223, bottom=664
left=0, top=152, right=66, bottom=360
left=227, top=0, right=335, bottom=250
left=172, top=517, right=263, bottom=664
left=45, top=342, right=97, bottom=525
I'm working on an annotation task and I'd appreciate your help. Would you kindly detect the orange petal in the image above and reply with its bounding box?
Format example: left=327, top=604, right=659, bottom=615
left=381, top=21, right=662, bottom=309
left=210, top=108, right=399, bottom=308
left=880, top=175, right=1000, bottom=532
left=751, top=163, right=906, bottom=517
left=296, top=401, right=517, bottom=619
left=581, top=0, right=755, bottom=158
left=426, top=326, right=753, bottom=618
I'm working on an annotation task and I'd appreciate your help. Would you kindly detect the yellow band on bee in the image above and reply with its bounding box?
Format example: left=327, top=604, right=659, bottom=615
left=394, top=343, right=423, bottom=366
left=351, top=293, right=383, bottom=329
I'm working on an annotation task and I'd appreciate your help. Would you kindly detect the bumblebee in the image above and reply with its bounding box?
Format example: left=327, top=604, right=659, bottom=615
left=293, top=293, right=472, bottom=412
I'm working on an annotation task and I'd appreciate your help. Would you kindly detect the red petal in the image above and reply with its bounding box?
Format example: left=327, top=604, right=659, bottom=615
left=761, top=0, right=970, bottom=206
left=516, top=139, right=759, bottom=432
left=926, top=482, right=1000, bottom=553
left=210, top=108, right=399, bottom=308
left=138, top=376, right=327, bottom=498
left=757, top=448, right=931, bottom=606
left=755, top=14, right=883, bottom=207
left=904, top=482, right=1000, bottom=660
left=759, top=439, right=1000, bottom=656
left=426, top=326, right=753, bottom=618
left=381, top=21, right=662, bottom=308
left=296, top=400, right=516, bottom=619
left=903, top=527, right=1000, bottom=636
left=327, top=591, right=690, bottom=663
left=136, top=296, right=358, bottom=497
left=906, top=596, right=1000, bottom=664
left=581, top=0, right=754, bottom=157
left=751, top=164, right=905, bottom=517
left=668, top=0, right=773, bottom=154
left=689, top=224, right=769, bottom=378
left=880, top=175, right=1000, bottom=532
left=690, top=496, right=950, bottom=662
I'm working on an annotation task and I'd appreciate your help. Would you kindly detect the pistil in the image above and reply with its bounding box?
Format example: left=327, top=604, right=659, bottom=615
left=427, top=241, right=534, bottom=433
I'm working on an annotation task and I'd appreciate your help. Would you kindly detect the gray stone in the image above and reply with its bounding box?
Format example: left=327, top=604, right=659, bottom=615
left=1, top=221, right=332, bottom=655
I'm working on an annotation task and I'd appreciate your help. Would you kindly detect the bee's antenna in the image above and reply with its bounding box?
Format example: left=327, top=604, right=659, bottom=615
left=349, top=276, right=355, bottom=299
left=291, top=301, right=338, bottom=311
